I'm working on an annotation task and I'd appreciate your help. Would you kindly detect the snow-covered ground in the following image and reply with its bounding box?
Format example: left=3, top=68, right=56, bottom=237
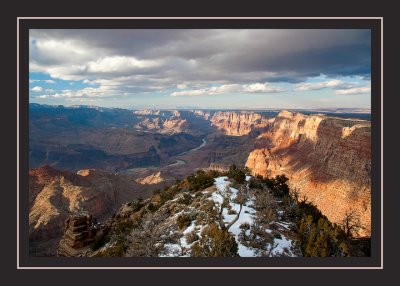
left=162, top=175, right=297, bottom=257
left=211, top=176, right=297, bottom=257
left=211, top=176, right=259, bottom=257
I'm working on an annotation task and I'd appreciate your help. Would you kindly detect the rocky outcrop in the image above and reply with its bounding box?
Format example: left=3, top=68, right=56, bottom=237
left=162, top=117, right=188, bottom=134
left=57, top=213, right=96, bottom=257
left=135, top=172, right=165, bottom=184
left=192, top=110, right=212, bottom=120
left=29, top=165, right=153, bottom=256
left=210, top=111, right=271, bottom=136
left=134, top=114, right=188, bottom=134
left=207, top=163, right=230, bottom=173
left=246, top=111, right=371, bottom=236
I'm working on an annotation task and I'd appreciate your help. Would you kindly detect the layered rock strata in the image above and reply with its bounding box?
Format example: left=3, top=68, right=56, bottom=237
left=57, top=213, right=96, bottom=257
left=246, top=111, right=371, bottom=236
left=210, top=111, right=271, bottom=136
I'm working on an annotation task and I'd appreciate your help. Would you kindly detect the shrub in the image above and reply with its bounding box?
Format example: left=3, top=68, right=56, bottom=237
left=227, top=164, right=246, bottom=184
left=185, top=230, right=199, bottom=244
left=239, top=222, right=251, bottom=230
left=96, top=240, right=126, bottom=257
left=91, top=233, right=108, bottom=251
left=272, top=231, right=282, bottom=239
left=115, top=220, right=135, bottom=235
left=248, top=177, right=265, bottom=190
left=147, top=202, right=159, bottom=212
left=130, top=199, right=145, bottom=212
left=248, top=223, right=273, bottom=249
left=187, top=170, right=215, bottom=192
left=177, top=214, right=192, bottom=230
left=228, top=209, right=237, bottom=215
left=191, top=224, right=238, bottom=257
left=159, top=186, right=178, bottom=205
left=178, top=193, right=193, bottom=205
left=199, top=200, right=216, bottom=212
left=296, top=201, right=348, bottom=257
left=272, top=175, right=290, bottom=198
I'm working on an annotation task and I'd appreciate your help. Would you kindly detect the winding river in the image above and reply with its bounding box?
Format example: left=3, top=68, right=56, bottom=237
left=178, top=138, right=207, bottom=156
left=168, top=138, right=208, bottom=167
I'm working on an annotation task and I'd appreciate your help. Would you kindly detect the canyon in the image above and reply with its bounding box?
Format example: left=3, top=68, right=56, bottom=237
left=28, top=104, right=372, bottom=256
left=29, top=165, right=154, bottom=256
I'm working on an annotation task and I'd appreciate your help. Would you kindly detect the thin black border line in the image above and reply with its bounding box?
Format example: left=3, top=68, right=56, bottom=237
left=18, top=17, right=383, bottom=269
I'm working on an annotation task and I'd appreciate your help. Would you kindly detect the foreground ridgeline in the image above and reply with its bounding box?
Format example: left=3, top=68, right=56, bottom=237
left=51, top=166, right=369, bottom=257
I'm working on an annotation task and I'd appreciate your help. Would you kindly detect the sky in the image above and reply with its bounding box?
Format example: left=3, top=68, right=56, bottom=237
left=29, top=29, right=371, bottom=110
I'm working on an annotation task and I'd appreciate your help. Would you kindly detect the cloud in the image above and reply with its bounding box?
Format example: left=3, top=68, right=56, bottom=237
left=30, top=29, right=370, bottom=85
left=35, top=85, right=121, bottom=99
left=170, top=83, right=284, bottom=96
left=335, top=86, right=370, bottom=95
left=29, top=79, right=55, bottom=84
left=243, top=83, right=285, bottom=93
left=87, top=56, right=162, bottom=73
left=31, top=86, right=43, bottom=92
left=294, top=79, right=346, bottom=91
left=29, top=29, right=371, bottom=105
left=171, top=89, right=208, bottom=97
left=177, top=84, right=187, bottom=89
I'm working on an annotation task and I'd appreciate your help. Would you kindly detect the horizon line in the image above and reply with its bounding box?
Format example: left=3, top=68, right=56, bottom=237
left=29, top=103, right=371, bottom=112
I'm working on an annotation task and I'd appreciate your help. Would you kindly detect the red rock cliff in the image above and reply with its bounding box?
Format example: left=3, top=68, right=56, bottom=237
left=246, top=111, right=371, bottom=236
left=210, top=111, right=271, bottom=136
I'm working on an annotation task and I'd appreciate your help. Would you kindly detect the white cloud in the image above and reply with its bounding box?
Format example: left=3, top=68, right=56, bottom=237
left=35, top=85, right=120, bottom=99
left=294, top=79, right=345, bottom=91
left=243, top=83, right=285, bottom=93
left=335, top=86, right=370, bottom=95
left=87, top=56, right=161, bottom=73
left=171, top=89, right=208, bottom=97
left=29, top=79, right=56, bottom=84
left=170, top=83, right=284, bottom=96
left=31, top=86, right=43, bottom=92
left=45, top=89, right=55, bottom=92
left=177, top=84, right=187, bottom=89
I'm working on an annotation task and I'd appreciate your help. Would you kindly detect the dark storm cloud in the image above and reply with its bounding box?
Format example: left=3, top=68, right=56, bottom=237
left=29, top=29, right=371, bottom=97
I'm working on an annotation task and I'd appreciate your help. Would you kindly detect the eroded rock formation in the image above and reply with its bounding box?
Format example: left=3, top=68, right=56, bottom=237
left=57, top=213, right=96, bottom=257
left=210, top=111, right=271, bottom=136
left=29, top=165, right=153, bottom=256
left=135, top=172, right=165, bottom=185
left=246, top=111, right=371, bottom=236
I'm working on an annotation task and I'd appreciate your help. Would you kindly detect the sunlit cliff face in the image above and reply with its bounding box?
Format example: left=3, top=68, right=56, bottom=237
left=246, top=111, right=371, bottom=236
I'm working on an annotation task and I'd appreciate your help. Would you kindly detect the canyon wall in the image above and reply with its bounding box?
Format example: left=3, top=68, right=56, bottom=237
left=246, top=111, right=371, bottom=236
left=210, top=111, right=272, bottom=136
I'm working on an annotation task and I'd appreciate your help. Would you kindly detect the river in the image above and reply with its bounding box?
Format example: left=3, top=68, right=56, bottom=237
left=178, top=138, right=207, bottom=156
left=168, top=138, right=208, bottom=166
